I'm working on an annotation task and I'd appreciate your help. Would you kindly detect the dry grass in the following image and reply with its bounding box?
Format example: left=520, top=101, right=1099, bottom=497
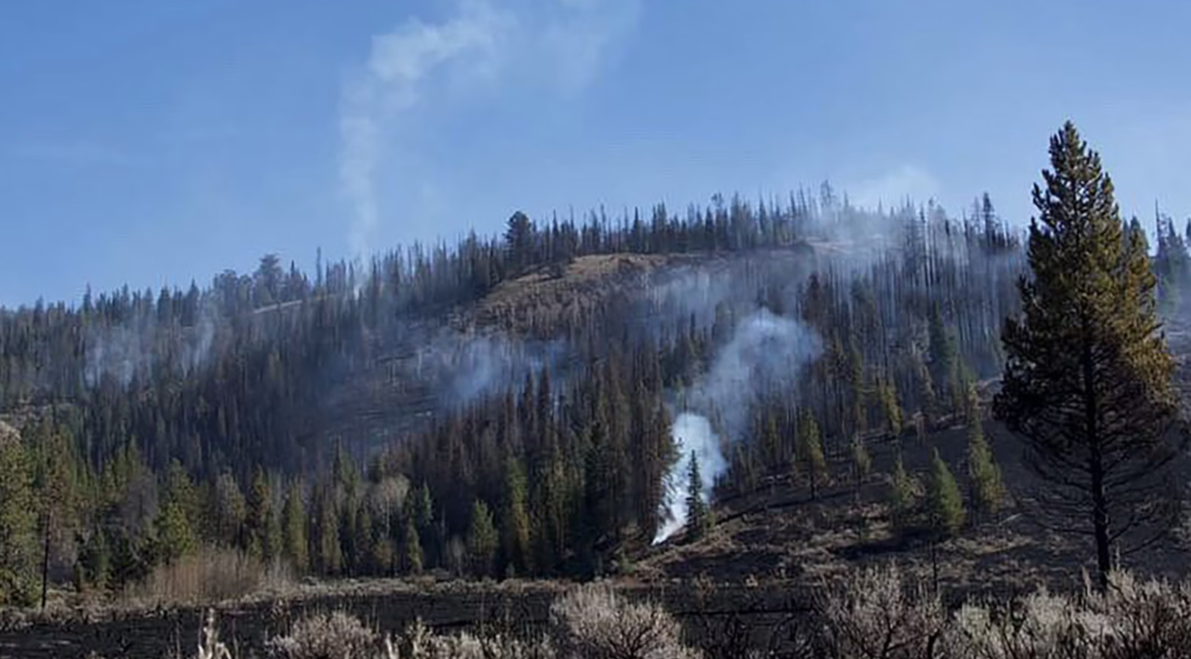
left=121, top=547, right=292, bottom=608
left=470, top=254, right=677, bottom=334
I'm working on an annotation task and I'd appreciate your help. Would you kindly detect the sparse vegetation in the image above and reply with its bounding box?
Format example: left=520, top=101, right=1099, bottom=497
left=111, top=566, right=1191, bottom=659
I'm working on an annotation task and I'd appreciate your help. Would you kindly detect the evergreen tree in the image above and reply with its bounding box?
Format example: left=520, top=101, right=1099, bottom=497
left=281, top=480, right=308, bottom=573
left=312, top=484, right=341, bottom=575
left=889, top=457, right=916, bottom=531
left=879, top=377, right=903, bottom=440
left=413, top=483, right=435, bottom=566
left=245, top=469, right=276, bottom=561
left=1153, top=210, right=1189, bottom=313
left=582, top=406, right=616, bottom=560
left=210, top=472, right=247, bottom=549
left=76, top=525, right=109, bottom=593
left=0, top=432, right=37, bottom=605
left=926, top=448, right=965, bottom=537
left=500, top=458, right=531, bottom=576
left=994, top=122, right=1182, bottom=588
left=927, top=305, right=958, bottom=408
left=684, top=451, right=710, bottom=542
left=30, top=424, right=79, bottom=608
left=401, top=515, right=423, bottom=575
left=466, top=499, right=498, bottom=578
left=795, top=411, right=827, bottom=500
left=353, top=503, right=374, bottom=575
left=505, top=211, right=535, bottom=276
left=154, top=461, right=198, bottom=565
left=966, top=412, right=1003, bottom=519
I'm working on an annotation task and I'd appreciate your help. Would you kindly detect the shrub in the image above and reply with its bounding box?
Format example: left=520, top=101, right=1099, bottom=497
left=550, top=583, right=699, bottom=659
left=818, top=563, right=946, bottom=659
left=385, top=620, right=553, bottom=659
left=944, top=591, right=1098, bottom=659
left=267, top=611, right=377, bottom=659
left=815, top=565, right=1191, bottom=659
left=1088, top=572, right=1191, bottom=659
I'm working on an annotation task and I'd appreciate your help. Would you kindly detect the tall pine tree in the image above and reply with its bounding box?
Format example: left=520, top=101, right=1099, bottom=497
left=994, top=122, right=1183, bottom=588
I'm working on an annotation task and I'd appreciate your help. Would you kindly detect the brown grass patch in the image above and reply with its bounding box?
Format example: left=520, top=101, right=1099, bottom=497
left=121, top=547, right=293, bottom=608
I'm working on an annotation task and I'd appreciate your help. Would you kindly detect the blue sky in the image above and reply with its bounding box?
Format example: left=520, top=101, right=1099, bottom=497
left=2, top=0, right=1189, bottom=306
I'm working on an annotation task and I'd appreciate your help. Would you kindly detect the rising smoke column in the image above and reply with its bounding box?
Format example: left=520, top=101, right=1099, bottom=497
left=339, top=1, right=512, bottom=261
left=654, top=307, right=822, bottom=544
left=338, top=0, right=641, bottom=263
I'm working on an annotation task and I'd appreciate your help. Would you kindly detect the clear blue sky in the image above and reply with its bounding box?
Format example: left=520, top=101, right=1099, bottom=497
left=2, top=0, right=1189, bottom=306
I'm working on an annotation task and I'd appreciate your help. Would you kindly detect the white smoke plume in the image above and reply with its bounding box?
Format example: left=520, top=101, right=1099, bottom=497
left=339, top=0, right=640, bottom=263
left=340, top=0, right=512, bottom=262
left=653, top=412, right=727, bottom=544
left=654, top=307, right=822, bottom=544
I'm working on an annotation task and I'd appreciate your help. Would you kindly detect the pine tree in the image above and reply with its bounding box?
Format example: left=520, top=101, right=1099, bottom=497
left=30, top=424, right=79, bottom=609
left=401, top=515, right=423, bottom=575
left=505, top=211, right=534, bottom=276
left=413, top=483, right=435, bottom=566
left=926, top=448, right=965, bottom=537
left=994, top=122, right=1182, bottom=588
left=76, top=525, right=110, bottom=593
left=879, top=377, right=903, bottom=440
left=466, top=499, right=498, bottom=578
left=0, top=431, right=37, bottom=605
left=927, top=304, right=958, bottom=408
left=795, top=411, right=827, bottom=500
left=353, top=503, right=374, bottom=576
left=154, top=461, right=198, bottom=565
left=281, top=480, right=308, bottom=573
left=500, top=458, right=531, bottom=576
left=889, top=457, right=916, bottom=531
left=211, top=472, right=247, bottom=549
left=684, top=451, right=710, bottom=542
left=312, top=484, right=341, bottom=575
left=247, top=469, right=281, bottom=563
left=966, top=412, right=1003, bottom=519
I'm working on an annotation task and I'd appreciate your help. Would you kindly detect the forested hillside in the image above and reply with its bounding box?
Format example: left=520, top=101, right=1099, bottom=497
left=2, top=178, right=1185, bottom=604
